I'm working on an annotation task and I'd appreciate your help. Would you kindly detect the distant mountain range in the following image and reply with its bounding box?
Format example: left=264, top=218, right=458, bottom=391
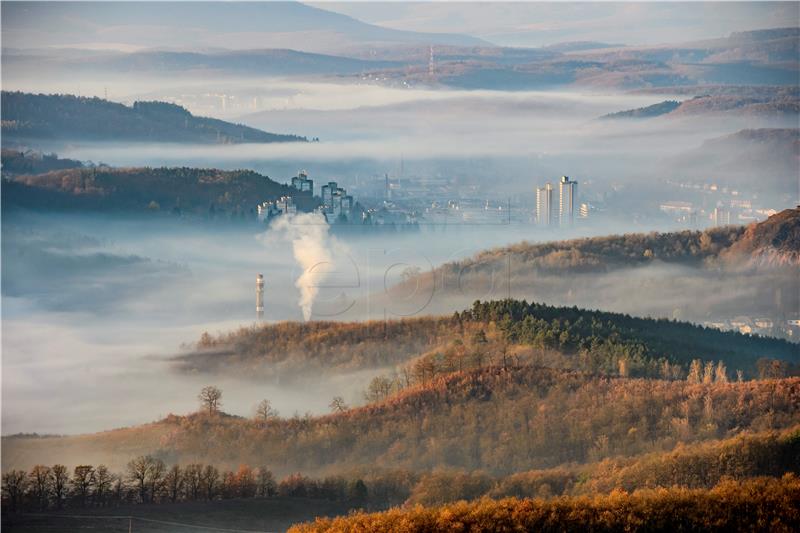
left=1, top=92, right=307, bottom=144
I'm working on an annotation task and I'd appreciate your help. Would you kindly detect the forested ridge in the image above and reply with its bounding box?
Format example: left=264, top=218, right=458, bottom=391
left=2, top=166, right=319, bottom=215
left=1, top=91, right=307, bottom=144
left=182, top=299, right=798, bottom=380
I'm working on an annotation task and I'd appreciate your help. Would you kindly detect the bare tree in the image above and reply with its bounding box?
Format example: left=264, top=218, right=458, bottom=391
left=148, top=459, right=166, bottom=503
left=329, top=396, right=349, bottom=413
left=72, top=465, right=95, bottom=507
left=2, top=470, right=28, bottom=512
left=198, top=386, right=223, bottom=414
left=164, top=465, right=183, bottom=503
left=51, top=464, right=69, bottom=509
left=94, top=465, right=113, bottom=507
left=255, top=399, right=278, bottom=422
left=29, top=465, right=52, bottom=510
left=127, top=455, right=154, bottom=503
left=183, top=464, right=203, bottom=500
left=202, top=465, right=220, bottom=500
left=256, top=467, right=276, bottom=497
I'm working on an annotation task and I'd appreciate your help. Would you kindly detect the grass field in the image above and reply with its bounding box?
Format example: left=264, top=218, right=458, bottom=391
left=1, top=497, right=356, bottom=532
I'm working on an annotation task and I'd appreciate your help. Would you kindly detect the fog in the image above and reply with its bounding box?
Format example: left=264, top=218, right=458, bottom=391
left=3, top=49, right=798, bottom=437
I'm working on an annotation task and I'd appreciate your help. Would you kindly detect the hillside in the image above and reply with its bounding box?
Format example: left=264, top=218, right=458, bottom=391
left=178, top=299, right=798, bottom=382
left=290, top=476, right=800, bottom=533
left=404, top=208, right=798, bottom=286
left=671, top=129, right=799, bottom=194
left=1, top=166, right=318, bottom=215
left=3, top=367, right=799, bottom=476
left=0, top=92, right=307, bottom=145
left=723, top=205, right=800, bottom=265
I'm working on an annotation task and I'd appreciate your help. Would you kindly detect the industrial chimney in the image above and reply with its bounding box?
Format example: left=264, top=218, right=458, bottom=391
left=256, top=274, right=265, bottom=320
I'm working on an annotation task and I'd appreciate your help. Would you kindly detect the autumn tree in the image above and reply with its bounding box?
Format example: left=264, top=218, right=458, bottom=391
left=199, top=385, right=223, bottom=414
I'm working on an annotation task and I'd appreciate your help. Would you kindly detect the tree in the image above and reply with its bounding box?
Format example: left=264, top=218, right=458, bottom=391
left=257, top=467, right=277, bottom=497
left=348, top=479, right=368, bottom=504
left=127, top=455, right=159, bottom=503
left=148, top=459, right=166, bottom=503
left=51, top=464, right=69, bottom=509
left=687, top=359, right=703, bottom=384
left=94, top=465, right=113, bottom=507
left=198, top=385, right=223, bottom=414
left=235, top=465, right=256, bottom=498
left=183, top=464, right=204, bottom=501
left=72, top=465, right=95, bottom=507
left=203, top=465, right=220, bottom=500
left=2, top=470, right=28, bottom=512
left=365, top=376, right=393, bottom=403
left=715, top=361, right=728, bottom=383
left=255, top=399, right=279, bottom=422
left=164, top=465, right=183, bottom=503
left=329, top=396, right=349, bottom=413
left=28, top=465, right=52, bottom=510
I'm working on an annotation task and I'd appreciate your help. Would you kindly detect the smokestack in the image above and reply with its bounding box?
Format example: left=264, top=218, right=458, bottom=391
left=256, top=274, right=265, bottom=320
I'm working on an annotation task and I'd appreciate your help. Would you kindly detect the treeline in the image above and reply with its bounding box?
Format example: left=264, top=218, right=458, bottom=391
left=1, top=91, right=307, bottom=144
left=289, top=475, right=800, bottom=533
left=0, top=459, right=374, bottom=514
left=5, top=427, right=796, bottom=515
left=3, top=166, right=318, bottom=215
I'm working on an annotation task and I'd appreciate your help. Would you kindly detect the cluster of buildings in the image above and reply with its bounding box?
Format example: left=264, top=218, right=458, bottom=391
left=704, top=317, right=800, bottom=340
left=256, top=171, right=358, bottom=224
left=535, top=176, right=581, bottom=228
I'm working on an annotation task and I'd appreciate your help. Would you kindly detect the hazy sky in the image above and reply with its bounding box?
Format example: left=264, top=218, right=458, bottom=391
left=3, top=1, right=797, bottom=52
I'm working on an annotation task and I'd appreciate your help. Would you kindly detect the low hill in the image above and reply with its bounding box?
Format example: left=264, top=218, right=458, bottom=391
left=1, top=92, right=307, bottom=145
left=600, top=100, right=681, bottom=119
left=723, top=206, right=800, bottom=266
left=1, top=166, right=318, bottom=215
left=405, top=208, right=798, bottom=286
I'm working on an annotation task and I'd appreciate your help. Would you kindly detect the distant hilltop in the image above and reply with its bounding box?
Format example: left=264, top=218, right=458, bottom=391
left=0, top=91, right=308, bottom=145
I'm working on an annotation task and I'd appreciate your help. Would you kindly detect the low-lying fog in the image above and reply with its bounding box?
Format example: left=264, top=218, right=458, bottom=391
left=3, top=210, right=638, bottom=435
left=3, top=75, right=797, bottom=436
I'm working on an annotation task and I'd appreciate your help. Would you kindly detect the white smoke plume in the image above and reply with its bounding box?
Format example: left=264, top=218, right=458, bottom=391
left=264, top=212, right=334, bottom=321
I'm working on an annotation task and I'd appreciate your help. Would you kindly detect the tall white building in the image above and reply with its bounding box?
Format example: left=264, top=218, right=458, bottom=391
left=536, top=182, right=554, bottom=226
left=559, top=176, right=578, bottom=227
